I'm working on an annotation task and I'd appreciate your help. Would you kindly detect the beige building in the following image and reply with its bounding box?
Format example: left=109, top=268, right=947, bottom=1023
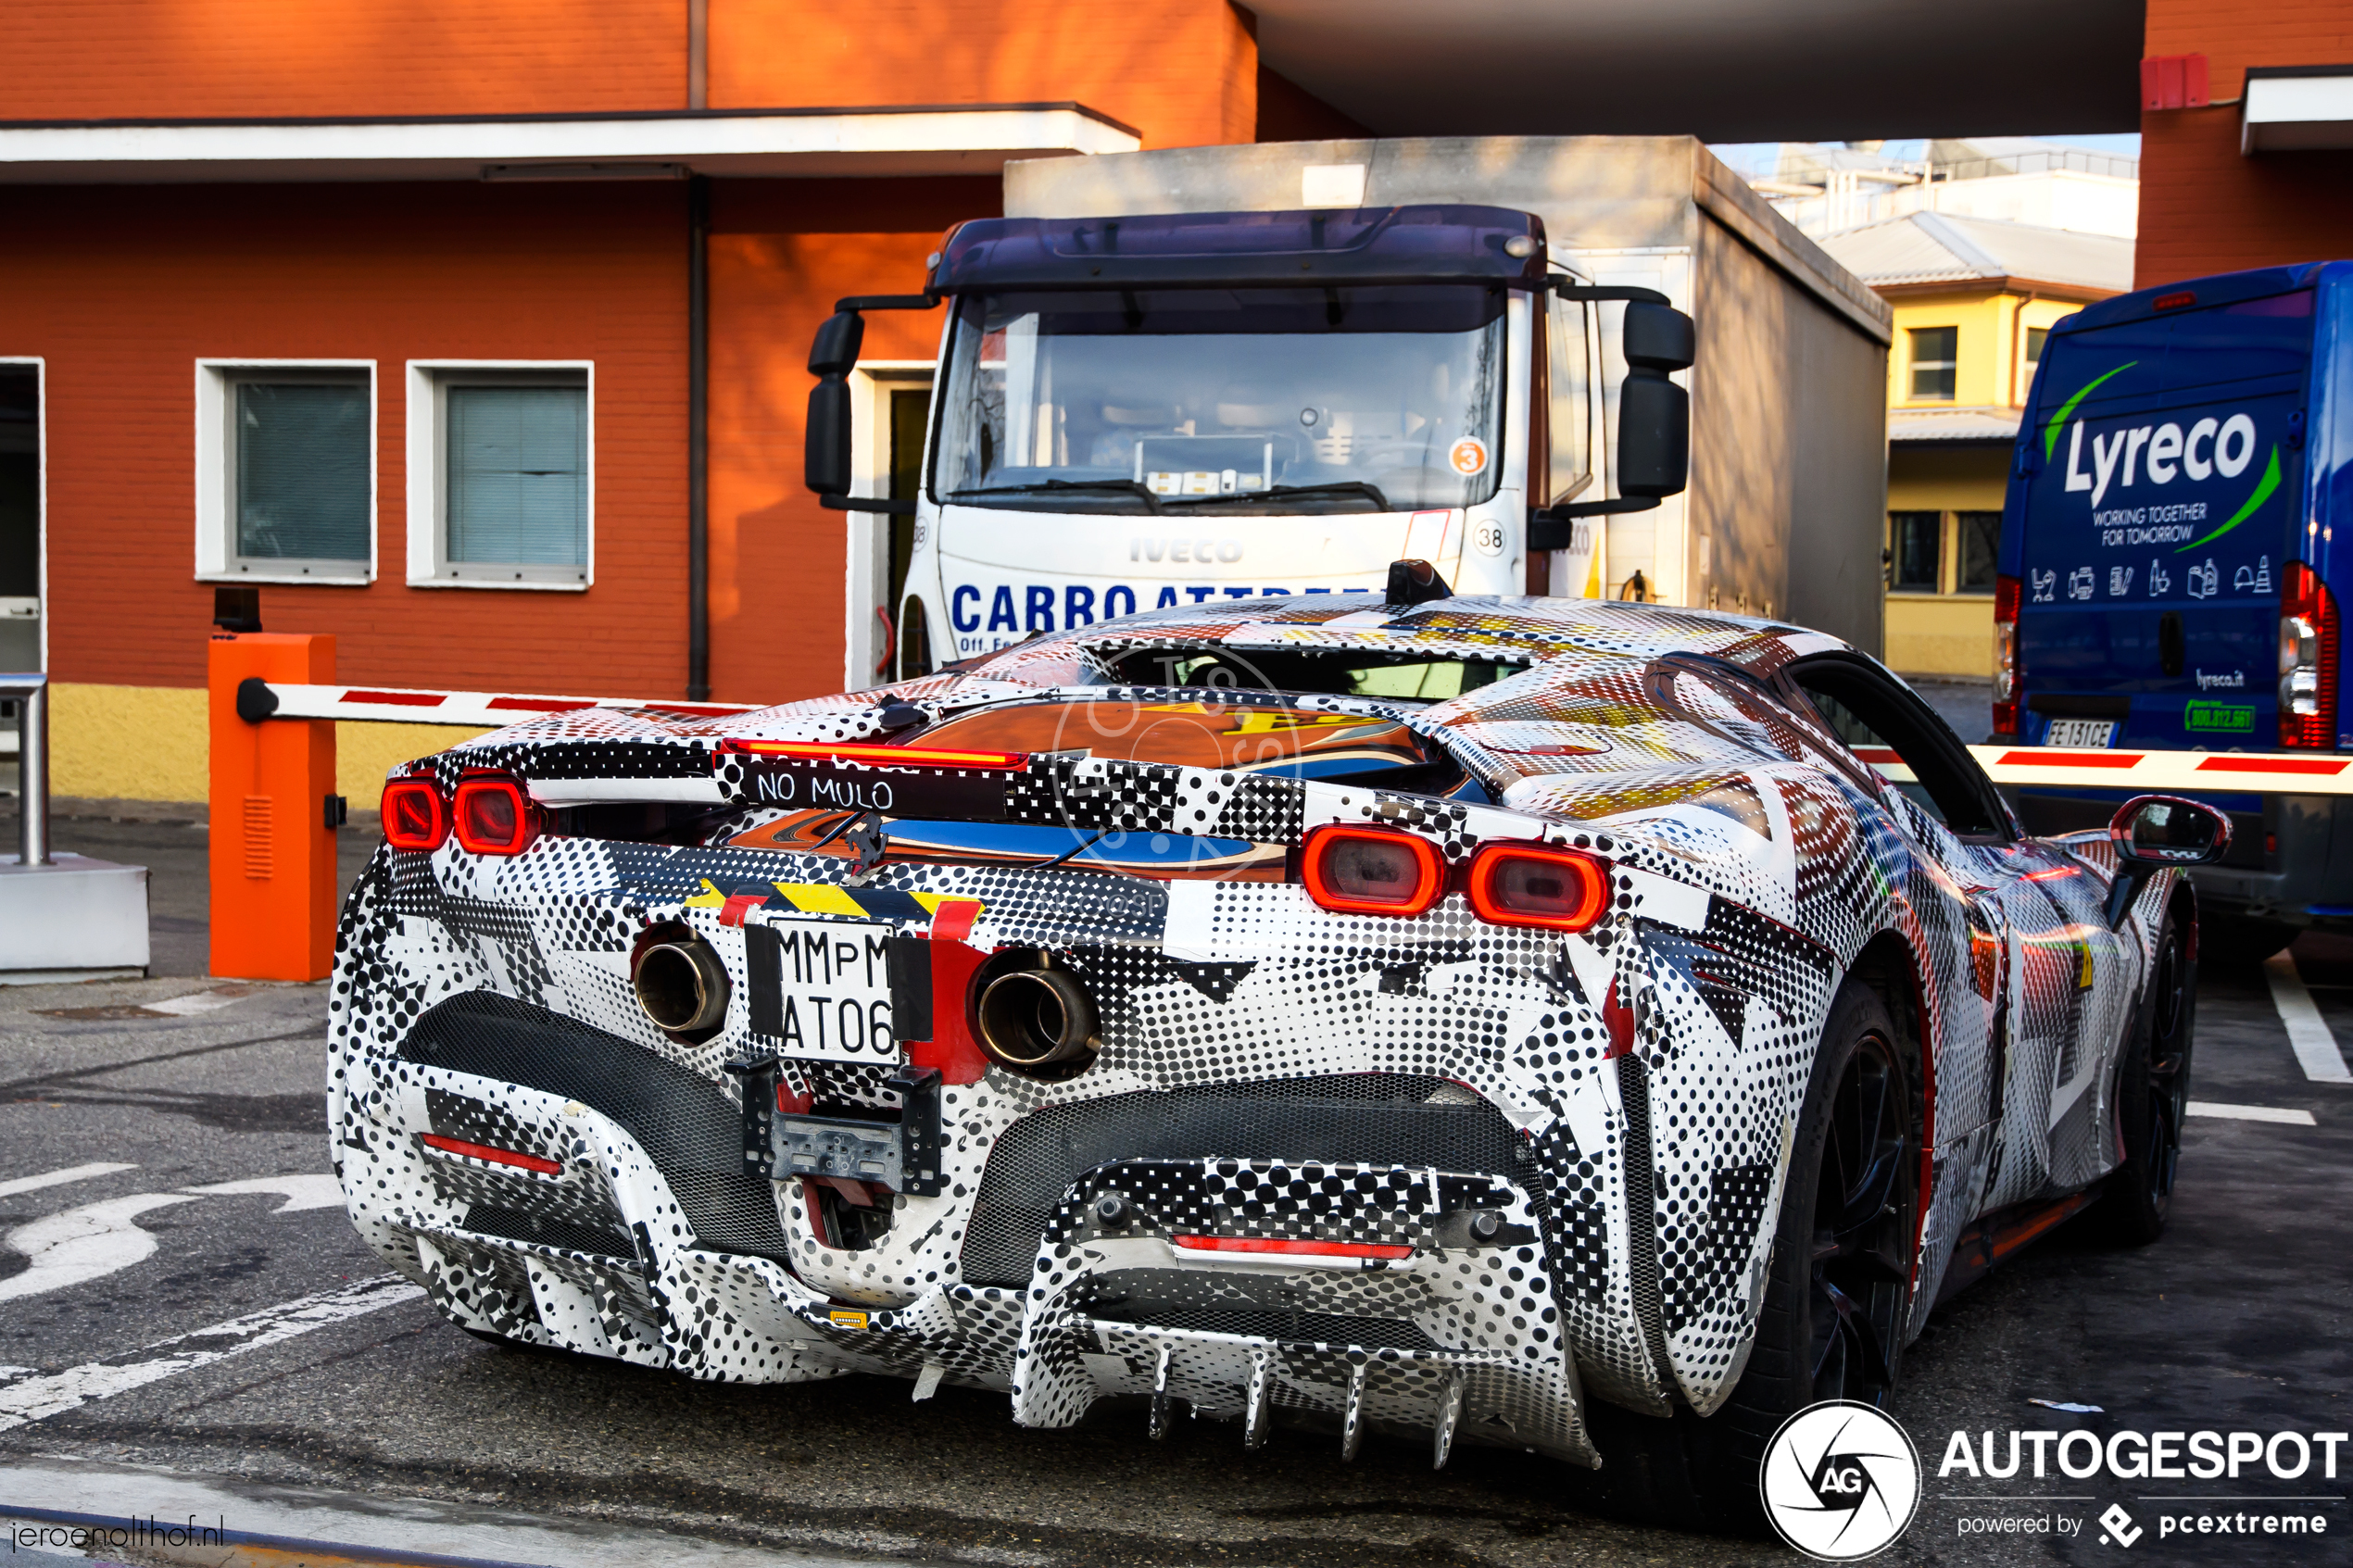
left=1819, top=207, right=2134, bottom=676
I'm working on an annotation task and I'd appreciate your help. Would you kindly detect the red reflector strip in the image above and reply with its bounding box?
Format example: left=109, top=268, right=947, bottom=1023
left=724, top=740, right=1029, bottom=770
left=2023, top=866, right=2082, bottom=881
left=484, top=696, right=598, bottom=712
left=1994, top=749, right=2145, bottom=768
left=420, top=1133, right=561, bottom=1175
left=343, top=689, right=447, bottom=707
left=1170, top=1235, right=1413, bottom=1261
left=1854, top=746, right=1902, bottom=766
left=2199, top=755, right=2349, bottom=775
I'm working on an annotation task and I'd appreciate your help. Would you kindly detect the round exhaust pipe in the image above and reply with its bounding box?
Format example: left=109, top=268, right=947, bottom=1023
left=974, top=963, right=1098, bottom=1075
left=634, top=935, right=730, bottom=1035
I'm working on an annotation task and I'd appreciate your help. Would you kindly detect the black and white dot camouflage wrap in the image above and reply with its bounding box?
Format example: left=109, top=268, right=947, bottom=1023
left=327, top=595, right=2171, bottom=1468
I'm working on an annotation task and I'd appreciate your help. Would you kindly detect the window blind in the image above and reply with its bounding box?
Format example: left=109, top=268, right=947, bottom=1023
left=235, top=383, right=370, bottom=561
left=447, top=385, right=586, bottom=566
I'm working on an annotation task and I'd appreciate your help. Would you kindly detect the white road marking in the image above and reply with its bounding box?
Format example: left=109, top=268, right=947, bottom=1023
left=2262, top=952, right=2353, bottom=1084
left=0, top=1195, right=201, bottom=1303
left=0, top=1163, right=136, bottom=1201
left=183, top=1176, right=347, bottom=1213
left=2187, top=1100, right=2319, bottom=1125
left=0, top=1275, right=424, bottom=1432
left=144, top=989, right=249, bottom=1017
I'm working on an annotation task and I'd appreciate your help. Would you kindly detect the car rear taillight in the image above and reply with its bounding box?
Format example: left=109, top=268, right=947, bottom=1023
left=1993, top=573, right=2021, bottom=737
left=381, top=777, right=448, bottom=851
left=1301, top=824, right=1444, bottom=917
left=452, top=775, right=537, bottom=856
left=2280, top=559, right=2338, bottom=748
left=1466, top=844, right=1611, bottom=933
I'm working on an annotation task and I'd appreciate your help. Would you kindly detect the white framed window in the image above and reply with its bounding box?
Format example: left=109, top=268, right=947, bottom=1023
left=195, top=359, right=377, bottom=583
left=406, top=361, right=593, bottom=589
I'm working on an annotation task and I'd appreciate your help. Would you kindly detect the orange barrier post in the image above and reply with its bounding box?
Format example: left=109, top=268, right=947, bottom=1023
left=208, top=631, right=338, bottom=981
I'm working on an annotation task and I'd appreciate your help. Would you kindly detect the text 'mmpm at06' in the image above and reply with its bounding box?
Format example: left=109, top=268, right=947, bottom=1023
left=1301, top=824, right=1610, bottom=932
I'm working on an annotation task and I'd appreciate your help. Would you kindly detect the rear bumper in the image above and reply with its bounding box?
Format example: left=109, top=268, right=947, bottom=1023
left=333, top=1038, right=1592, bottom=1461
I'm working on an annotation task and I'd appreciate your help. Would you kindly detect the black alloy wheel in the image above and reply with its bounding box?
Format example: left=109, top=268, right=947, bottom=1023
left=2104, top=908, right=2195, bottom=1243
left=1806, top=1029, right=1917, bottom=1407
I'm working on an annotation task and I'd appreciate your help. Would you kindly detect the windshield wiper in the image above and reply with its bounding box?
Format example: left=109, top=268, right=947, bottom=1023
left=1162, top=481, right=1392, bottom=512
left=946, top=480, right=1164, bottom=514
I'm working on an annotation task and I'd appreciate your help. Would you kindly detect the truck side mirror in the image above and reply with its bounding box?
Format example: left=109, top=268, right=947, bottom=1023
left=803, top=295, right=932, bottom=514
left=804, top=311, right=863, bottom=503
left=1617, top=302, right=1692, bottom=499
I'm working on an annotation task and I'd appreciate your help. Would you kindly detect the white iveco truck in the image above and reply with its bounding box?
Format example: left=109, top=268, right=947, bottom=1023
left=806, top=138, right=1891, bottom=676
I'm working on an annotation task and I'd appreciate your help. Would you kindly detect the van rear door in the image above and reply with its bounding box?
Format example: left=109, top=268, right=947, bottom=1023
left=2006, top=280, right=2316, bottom=749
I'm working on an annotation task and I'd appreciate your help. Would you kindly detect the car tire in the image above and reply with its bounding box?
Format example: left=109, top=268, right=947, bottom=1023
left=2100, top=906, right=2194, bottom=1245
left=2195, top=915, right=2293, bottom=967
left=1572, top=977, right=1921, bottom=1533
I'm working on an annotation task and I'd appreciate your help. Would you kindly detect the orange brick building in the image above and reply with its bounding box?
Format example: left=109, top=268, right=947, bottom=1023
left=0, top=1, right=1360, bottom=800
left=2138, top=0, right=2353, bottom=288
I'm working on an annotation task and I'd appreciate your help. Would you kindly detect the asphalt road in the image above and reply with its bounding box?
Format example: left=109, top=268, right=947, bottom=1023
left=1, top=809, right=2347, bottom=1567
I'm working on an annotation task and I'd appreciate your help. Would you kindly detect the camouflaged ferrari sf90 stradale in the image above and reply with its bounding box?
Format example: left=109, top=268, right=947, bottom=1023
left=328, top=591, right=2223, bottom=1524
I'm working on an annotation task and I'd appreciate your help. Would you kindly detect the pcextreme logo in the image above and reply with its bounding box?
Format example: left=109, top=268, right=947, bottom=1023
left=1761, top=1400, right=1924, bottom=1560
left=2041, top=362, right=2284, bottom=553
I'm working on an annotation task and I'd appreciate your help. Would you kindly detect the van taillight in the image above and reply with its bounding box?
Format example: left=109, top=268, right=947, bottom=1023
left=381, top=777, right=447, bottom=851
left=1993, top=574, right=2021, bottom=737
left=453, top=775, right=538, bottom=856
left=2279, top=560, right=2338, bottom=749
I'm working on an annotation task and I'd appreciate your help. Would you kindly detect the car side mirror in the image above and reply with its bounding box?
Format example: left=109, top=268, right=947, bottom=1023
left=2103, top=794, right=2231, bottom=927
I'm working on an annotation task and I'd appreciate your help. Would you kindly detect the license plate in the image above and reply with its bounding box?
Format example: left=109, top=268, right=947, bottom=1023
left=2044, top=719, right=2119, bottom=748
left=743, top=918, right=898, bottom=1064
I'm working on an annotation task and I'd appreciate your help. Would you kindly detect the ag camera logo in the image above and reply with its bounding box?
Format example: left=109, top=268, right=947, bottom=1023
left=1761, top=1400, right=1923, bottom=1560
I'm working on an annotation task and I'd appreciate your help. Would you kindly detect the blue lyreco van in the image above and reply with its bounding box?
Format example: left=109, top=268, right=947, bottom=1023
left=1998, top=259, right=2353, bottom=959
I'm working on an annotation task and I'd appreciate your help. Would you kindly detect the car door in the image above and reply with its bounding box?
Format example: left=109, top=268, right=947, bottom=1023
left=1776, top=656, right=2138, bottom=1209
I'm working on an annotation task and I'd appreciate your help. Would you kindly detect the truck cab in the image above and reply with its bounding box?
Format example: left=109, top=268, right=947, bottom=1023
left=1999, top=259, right=2353, bottom=955
left=806, top=205, right=1692, bottom=676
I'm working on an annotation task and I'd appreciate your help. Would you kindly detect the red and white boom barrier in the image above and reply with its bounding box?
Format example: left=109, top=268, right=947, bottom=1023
left=1869, top=745, right=2353, bottom=795
left=236, top=677, right=2353, bottom=797
left=239, top=680, right=760, bottom=727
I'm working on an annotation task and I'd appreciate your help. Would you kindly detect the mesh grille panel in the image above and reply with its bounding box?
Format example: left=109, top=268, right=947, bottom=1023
left=463, top=1203, right=636, bottom=1259
left=1093, top=1305, right=1440, bottom=1351
left=961, top=1074, right=1537, bottom=1286
left=400, top=991, right=791, bottom=1261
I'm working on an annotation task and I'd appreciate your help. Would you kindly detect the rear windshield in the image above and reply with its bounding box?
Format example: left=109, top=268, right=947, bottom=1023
left=1098, top=646, right=1516, bottom=702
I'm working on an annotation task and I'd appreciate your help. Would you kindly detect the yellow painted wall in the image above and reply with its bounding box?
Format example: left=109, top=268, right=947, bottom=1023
left=1882, top=444, right=2010, bottom=678
left=1887, top=291, right=2083, bottom=410
left=1878, top=287, right=2091, bottom=678
left=50, top=683, right=488, bottom=807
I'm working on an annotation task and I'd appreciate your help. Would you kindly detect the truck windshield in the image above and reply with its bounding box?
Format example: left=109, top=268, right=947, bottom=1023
left=932, top=286, right=1506, bottom=516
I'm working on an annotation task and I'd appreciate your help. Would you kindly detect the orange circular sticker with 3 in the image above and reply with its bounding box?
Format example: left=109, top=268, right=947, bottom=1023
left=1448, top=437, right=1489, bottom=475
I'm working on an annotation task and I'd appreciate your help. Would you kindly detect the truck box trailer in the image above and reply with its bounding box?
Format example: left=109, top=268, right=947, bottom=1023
left=812, top=137, right=1892, bottom=672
